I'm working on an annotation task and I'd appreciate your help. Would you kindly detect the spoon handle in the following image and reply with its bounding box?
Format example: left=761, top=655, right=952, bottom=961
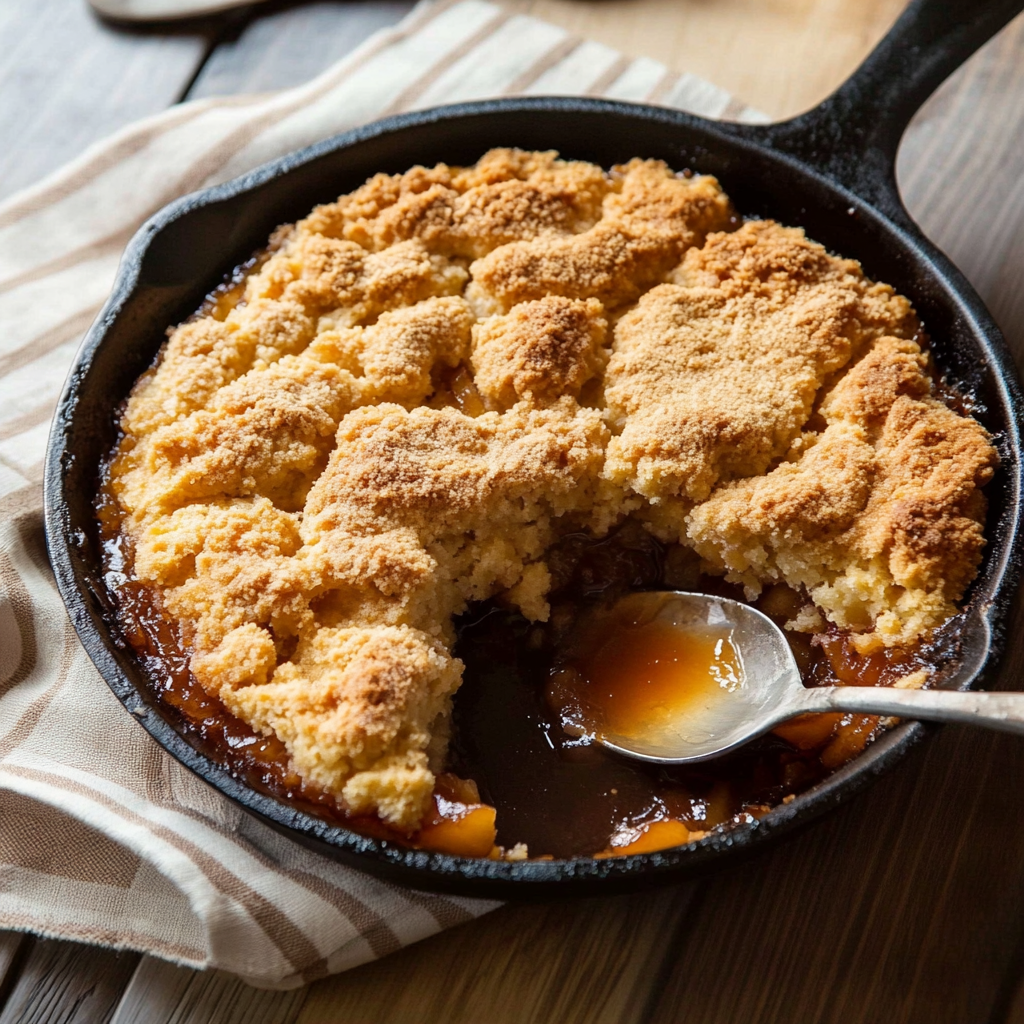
left=796, top=686, right=1024, bottom=735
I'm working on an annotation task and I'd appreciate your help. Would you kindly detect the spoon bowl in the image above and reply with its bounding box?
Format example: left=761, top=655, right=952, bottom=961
left=558, top=591, right=802, bottom=763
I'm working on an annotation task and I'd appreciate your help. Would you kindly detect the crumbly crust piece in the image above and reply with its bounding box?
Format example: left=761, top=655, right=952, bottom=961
left=123, top=298, right=317, bottom=436
left=109, top=149, right=994, bottom=830
left=686, top=335, right=996, bottom=649
left=466, top=160, right=734, bottom=313
left=329, top=295, right=474, bottom=406
left=603, top=220, right=918, bottom=502
left=470, top=296, right=608, bottom=409
left=300, top=148, right=610, bottom=258
left=297, top=401, right=608, bottom=631
left=139, top=498, right=311, bottom=651
left=117, top=297, right=475, bottom=522
left=193, top=621, right=461, bottom=828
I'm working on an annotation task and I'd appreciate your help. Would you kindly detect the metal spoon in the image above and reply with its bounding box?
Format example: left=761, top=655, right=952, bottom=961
left=578, top=591, right=1024, bottom=765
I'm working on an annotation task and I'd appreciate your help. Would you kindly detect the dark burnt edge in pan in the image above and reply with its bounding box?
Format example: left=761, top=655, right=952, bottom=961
left=43, top=6, right=1024, bottom=899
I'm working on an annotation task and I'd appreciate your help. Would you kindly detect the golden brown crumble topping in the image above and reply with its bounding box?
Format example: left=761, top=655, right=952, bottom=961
left=107, top=149, right=996, bottom=833
left=470, top=296, right=607, bottom=409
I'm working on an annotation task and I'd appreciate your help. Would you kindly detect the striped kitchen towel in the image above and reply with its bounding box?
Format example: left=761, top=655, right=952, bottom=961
left=0, top=0, right=762, bottom=988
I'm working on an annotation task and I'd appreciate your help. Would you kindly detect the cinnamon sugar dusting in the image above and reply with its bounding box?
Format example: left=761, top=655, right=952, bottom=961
left=105, top=149, right=996, bottom=834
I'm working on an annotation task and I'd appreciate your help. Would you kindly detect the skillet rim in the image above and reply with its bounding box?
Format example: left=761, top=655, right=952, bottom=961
left=44, top=96, right=1024, bottom=897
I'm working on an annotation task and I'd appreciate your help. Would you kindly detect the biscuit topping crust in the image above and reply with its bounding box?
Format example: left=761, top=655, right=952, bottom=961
left=106, top=150, right=996, bottom=834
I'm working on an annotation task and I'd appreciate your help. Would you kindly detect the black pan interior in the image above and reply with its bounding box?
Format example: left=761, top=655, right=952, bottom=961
left=47, top=99, right=1023, bottom=897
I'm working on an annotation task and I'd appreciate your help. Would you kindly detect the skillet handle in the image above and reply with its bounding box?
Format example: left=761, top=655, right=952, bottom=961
left=758, top=0, right=1024, bottom=223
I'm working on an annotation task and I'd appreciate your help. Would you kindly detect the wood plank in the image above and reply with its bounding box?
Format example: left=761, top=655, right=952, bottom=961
left=897, top=11, right=1024, bottom=346
left=996, top=931, right=1024, bottom=1024
left=107, top=956, right=194, bottom=1024
left=0, top=933, right=30, bottom=1011
left=496, top=0, right=908, bottom=120
left=109, top=956, right=307, bottom=1024
left=186, top=0, right=414, bottom=99
left=0, top=938, right=141, bottom=1024
left=997, top=946, right=1024, bottom=1024
left=297, top=884, right=697, bottom=1024
left=0, top=0, right=214, bottom=202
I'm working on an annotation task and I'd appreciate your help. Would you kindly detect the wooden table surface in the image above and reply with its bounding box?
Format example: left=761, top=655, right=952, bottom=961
left=2, top=1, right=1024, bottom=1021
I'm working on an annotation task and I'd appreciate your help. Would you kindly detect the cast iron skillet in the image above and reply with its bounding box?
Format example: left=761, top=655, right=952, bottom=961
left=45, top=0, right=1024, bottom=897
